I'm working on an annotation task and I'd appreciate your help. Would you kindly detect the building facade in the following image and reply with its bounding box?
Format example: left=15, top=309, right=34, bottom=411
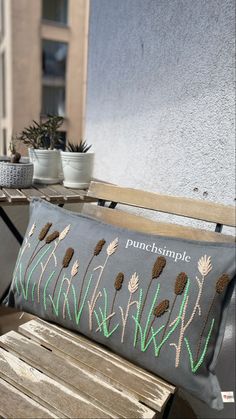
left=0, top=0, right=89, bottom=155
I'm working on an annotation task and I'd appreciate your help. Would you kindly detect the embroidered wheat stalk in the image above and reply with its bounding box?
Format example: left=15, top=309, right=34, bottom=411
left=158, top=272, right=187, bottom=353
left=145, top=299, right=169, bottom=344
left=119, top=273, right=139, bottom=343
left=195, top=273, right=230, bottom=361
left=62, top=260, right=79, bottom=319
left=52, top=247, right=74, bottom=300
left=135, top=256, right=166, bottom=345
left=13, top=222, right=36, bottom=289
left=108, top=273, right=124, bottom=330
left=37, top=224, right=70, bottom=302
left=23, top=222, right=52, bottom=286
left=77, top=239, right=106, bottom=310
left=88, top=238, right=118, bottom=331
left=170, top=255, right=212, bottom=367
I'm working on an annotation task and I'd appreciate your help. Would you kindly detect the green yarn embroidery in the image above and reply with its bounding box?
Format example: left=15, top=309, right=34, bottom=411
left=184, top=318, right=215, bottom=373
left=72, top=274, right=93, bottom=325
left=43, top=271, right=55, bottom=310
left=95, top=288, right=119, bottom=338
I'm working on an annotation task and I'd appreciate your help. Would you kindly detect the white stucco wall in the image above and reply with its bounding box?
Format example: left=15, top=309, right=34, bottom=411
left=85, top=0, right=235, bottom=231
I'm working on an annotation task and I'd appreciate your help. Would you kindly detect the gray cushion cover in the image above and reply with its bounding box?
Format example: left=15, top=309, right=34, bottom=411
left=10, top=199, right=236, bottom=409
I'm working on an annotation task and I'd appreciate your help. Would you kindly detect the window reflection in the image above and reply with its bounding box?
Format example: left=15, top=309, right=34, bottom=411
left=42, top=0, right=68, bottom=25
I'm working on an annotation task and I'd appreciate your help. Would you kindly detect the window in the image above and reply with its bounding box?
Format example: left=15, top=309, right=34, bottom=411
left=42, top=0, right=68, bottom=25
left=42, top=85, right=65, bottom=116
left=42, top=40, right=67, bottom=78
left=0, top=51, right=6, bottom=117
left=41, top=40, right=67, bottom=117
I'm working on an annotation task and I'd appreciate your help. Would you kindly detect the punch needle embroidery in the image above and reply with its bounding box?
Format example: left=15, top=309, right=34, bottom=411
left=88, top=237, right=118, bottom=331
left=108, top=272, right=124, bottom=330
left=169, top=255, right=212, bottom=367
left=62, top=260, right=79, bottom=319
left=195, top=273, right=230, bottom=361
left=36, top=224, right=71, bottom=302
left=134, top=256, right=166, bottom=346
left=51, top=247, right=74, bottom=300
left=77, top=239, right=106, bottom=311
left=119, top=273, right=139, bottom=343
left=158, top=272, right=187, bottom=355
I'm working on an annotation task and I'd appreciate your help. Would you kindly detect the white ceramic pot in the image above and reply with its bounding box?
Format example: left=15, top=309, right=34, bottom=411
left=61, top=152, right=94, bottom=188
left=29, top=149, right=61, bottom=184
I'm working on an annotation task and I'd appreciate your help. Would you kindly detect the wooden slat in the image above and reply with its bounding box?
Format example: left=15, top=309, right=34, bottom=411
left=33, top=185, right=65, bottom=202
left=82, top=204, right=235, bottom=243
left=0, top=331, right=155, bottom=418
left=0, top=378, right=56, bottom=418
left=19, top=319, right=174, bottom=412
left=20, top=187, right=46, bottom=200
left=2, top=188, right=27, bottom=203
left=49, top=184, right=84, bottom=199
left=0, top=189, right=7, bottom=202
left=0, top=347, right=113, bottom=419
left=87, top=182, right=236, bottom=227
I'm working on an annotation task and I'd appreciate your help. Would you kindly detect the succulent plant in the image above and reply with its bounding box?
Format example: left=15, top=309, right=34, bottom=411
left=65, top=140, right=92, bottom=153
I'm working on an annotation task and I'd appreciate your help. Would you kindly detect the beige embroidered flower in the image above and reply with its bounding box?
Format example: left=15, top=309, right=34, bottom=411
left=198, top=255, right=212, bottom=277
left=71, top=260, right=79, bottom=277
left=128, top=273, right=139, bottom=294
left=59, top=224, right=71, bottom=241
left=106, top=238, right=118, bottom=256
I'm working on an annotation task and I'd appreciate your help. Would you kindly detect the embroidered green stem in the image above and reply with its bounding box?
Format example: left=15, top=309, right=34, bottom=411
left=156, top=279, right=189, bottom=357
left=37, top=241, right=59, bottom=302
left=72, top=274, right=93, bottom=325
left=157, top=294, right=177, bottom=355
left=142, top=284, right=160, bottom=349
left=133, top=289, right=143, bottom=347
left=195, top=294, right=216, bottom=362
left=24, top=246, right=51, bottom=300
left=184, top=318, right=215, bottom=372
left=95, top=289, right=119, bottom=338
left=88, top=254, right=109, bottom=331
left=43, top=271, right=55, bottom=310
left=31, top=283, right=36, bottom=301
left=63, top=292, right=72, bottom=321
left=49, top=275, right=67, bottom=316
left=77, top=255, right=94, bottom=310
left=63, top=275, right=73, bottom=319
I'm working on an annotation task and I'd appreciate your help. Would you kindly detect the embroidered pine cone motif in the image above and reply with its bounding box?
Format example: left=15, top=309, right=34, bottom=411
left=153, top=299, right=169, bottom=317
left=174, top=272, right=188, bottom=295
left=215, top=274, right=230, bottom=294
left=114, top=273, right=124, bottom=290
left=152, top=256, right=166, bottom=279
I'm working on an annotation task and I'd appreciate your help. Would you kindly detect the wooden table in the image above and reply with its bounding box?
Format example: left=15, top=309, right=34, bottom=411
left=0, top=317, right=175, bottom=418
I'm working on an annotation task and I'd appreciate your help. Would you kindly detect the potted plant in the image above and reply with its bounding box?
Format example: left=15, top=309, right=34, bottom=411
left=0, top=137, right=34, bottom=188
left=19, top=115, right=64, bottom=184
left=61, top=140, right=94, bottom=188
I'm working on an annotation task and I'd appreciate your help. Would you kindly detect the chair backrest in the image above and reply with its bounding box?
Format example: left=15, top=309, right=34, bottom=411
left=82, top=182, right=235, bottom=243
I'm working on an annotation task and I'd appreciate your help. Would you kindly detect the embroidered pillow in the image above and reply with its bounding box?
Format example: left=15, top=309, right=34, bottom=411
left=10, top=198, right=235, bottom=410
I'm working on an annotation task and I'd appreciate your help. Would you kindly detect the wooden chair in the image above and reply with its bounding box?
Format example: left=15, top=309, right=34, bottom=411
left=0, top=181, right=235, bottom=419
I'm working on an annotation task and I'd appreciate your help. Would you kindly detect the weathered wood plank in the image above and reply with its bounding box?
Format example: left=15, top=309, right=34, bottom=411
left=0, top=347, right=113, bottom=418
left=33, top=185, right=65, bottom=202
left=82, top=204, right=235, bottom=243
left=2, top=188, right=27, bottom=203
left=0, top=189, right=7, bottom=202
left=20, top=187, right=46, bottom=200
left=87, top=182, right=236, bottom=227
left=0, top=378, right=56, bottom=418
left=0, top=331, right=155, bottom=418
left=19, top=319, right=174, bottom=412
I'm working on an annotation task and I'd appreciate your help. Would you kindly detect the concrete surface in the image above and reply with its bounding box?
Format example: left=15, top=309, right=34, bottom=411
left=86, top=0, right=235, bottom=234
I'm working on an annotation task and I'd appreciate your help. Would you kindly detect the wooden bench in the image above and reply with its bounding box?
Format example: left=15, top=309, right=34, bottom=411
left=0, top=181, right=235, bottom=418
